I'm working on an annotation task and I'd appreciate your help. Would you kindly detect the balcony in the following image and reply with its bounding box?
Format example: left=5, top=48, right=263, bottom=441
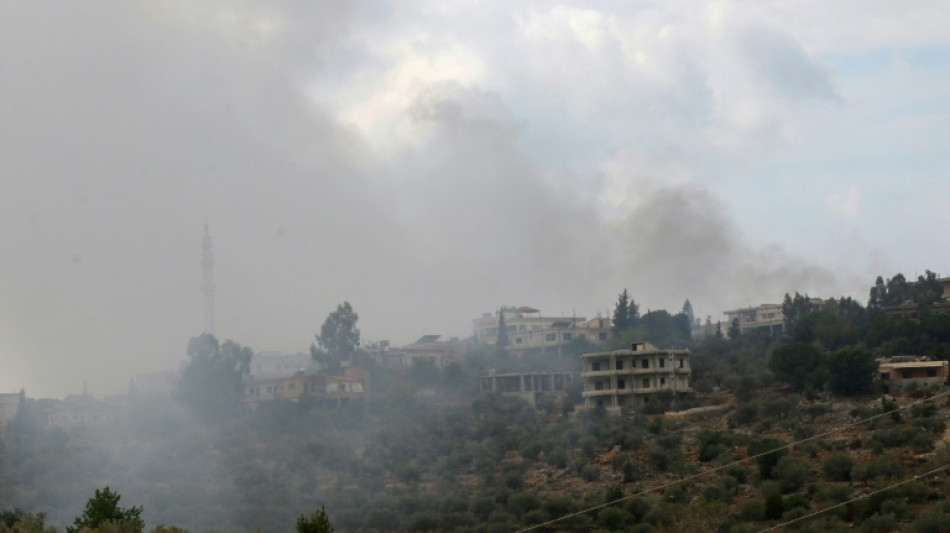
left=582, top=384, right=692, bottom=398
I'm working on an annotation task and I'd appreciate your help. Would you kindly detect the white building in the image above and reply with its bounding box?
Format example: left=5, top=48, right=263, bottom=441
left=473, top=306, right=609, bottom=353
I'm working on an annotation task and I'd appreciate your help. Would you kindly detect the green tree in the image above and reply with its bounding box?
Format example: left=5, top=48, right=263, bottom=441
left=0, top=509, right=57, bottom=533
left=311, top=301, right=361, bottom=372
left=827, top=345, right=876, bottom=396
left=67, top=487, right=144, bottom=533
left=296, top=506, right=334, bottom=533
left=727, top=318, right=741, bottom=340
left=769, top=342, right=825, bottom=391
left=612, top=289, right=639, bottom=336
left=176, top=334, right=252, bottom=422
left=495, top=311, right=508, bottom=354
left=781, top=292, right=820, bottom=330
left=681, top=299, right=695, bottom=327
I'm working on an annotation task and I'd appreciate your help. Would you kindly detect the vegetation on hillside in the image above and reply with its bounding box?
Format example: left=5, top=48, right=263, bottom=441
left=4, top=272, right=950, bottom=532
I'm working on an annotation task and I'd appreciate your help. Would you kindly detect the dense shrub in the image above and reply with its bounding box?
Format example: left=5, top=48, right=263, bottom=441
left=822, top=452, right=855, bottom=481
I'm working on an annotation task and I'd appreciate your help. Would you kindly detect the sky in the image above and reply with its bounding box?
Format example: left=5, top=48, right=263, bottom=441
left=1, top=1, right=948, bottom=398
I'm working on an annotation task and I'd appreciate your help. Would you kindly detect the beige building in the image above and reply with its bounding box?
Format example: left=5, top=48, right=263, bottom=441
left=879, top=357, right=948, bottom=393
left=723, top=303, right=786, bottom=336
left=373, top=335, right=469, bottom=369
left=249, top=351, right=313, bottom=378
left=244, top=365, right=369, bottom=408
left=473, top=306, right=609, bottom=353
left=46, top=395, right=115, bottom=429
left=582, top=342, right=690, bottom=412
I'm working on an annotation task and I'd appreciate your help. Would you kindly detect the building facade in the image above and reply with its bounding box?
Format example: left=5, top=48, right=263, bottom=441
left=473, top=306, right=609, bottom=353
left=479, top=371, right=579, bottom=407
left=581, top=342, right=690, bottom=412
left=879, top=357, right=948, bottom=393
left=243, top=365, right=369, bottom=408
left=373, top=335, right=469, bottom=369
left=723, top=304, right=786, bottom=336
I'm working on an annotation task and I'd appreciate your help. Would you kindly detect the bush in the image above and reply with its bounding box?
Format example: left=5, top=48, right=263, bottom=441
left=579, top=464, right=601, bottom=482
left=740, top=499, right=765, bottom=521
left=507, top=493, right=541, bottom=518
left=597, top=507, right=633, bottom=530
left=732, top=403, right=759, bottom=425
left=748, top=438, right=788, bottom=479
left=68, top=487, right=144, bottom=533
left=909, top=509, right=950, bottom=533
left=822, top=452, right=855, bottom=481
left=852, top=455, right=902, bottom=482
left=296, top=506, right=334, bottom=533
left=774, top=456, right=811, bottom=493
left=859, top=512, right=897, bottom=533
left=764, top=492, right=784, bottom=521
left=912, top=402, right=938, bottom=419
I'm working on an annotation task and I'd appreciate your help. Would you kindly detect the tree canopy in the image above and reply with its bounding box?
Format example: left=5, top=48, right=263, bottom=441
left=176, top=333, right=253, bottom=422
left=495, top=311, right=509, bottom=355
left=611, top=289, right=639, bottom=336
left=311, top=301, right=361, bottom=372
left=296, top=506, right=334, bottom=533
left=67, top=487, right=143, bottom=533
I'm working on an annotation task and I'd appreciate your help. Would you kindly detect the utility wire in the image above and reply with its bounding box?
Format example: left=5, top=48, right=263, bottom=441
left=757, top=463, right=950, bottom=532
left=516, top=389, right=950, bottom=533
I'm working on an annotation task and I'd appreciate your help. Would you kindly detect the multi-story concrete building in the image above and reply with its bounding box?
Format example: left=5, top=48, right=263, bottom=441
left=723, top=303, right=786, bottom=336
left=248, top=351, right=313, bottom=379
left=581, top=342, right=690, bottom=412
left=473, top=306, right=609, bottom=353
left=479, top=371, right=579, bottom=407
left=373, top=335, right=469, bottom=369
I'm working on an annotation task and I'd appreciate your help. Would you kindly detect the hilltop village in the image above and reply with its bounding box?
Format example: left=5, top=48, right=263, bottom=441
left=4, top=271, right=950, bottom=532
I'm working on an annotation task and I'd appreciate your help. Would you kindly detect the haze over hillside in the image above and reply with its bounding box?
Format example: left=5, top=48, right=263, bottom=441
left=2, top=2, right=948, bottom=397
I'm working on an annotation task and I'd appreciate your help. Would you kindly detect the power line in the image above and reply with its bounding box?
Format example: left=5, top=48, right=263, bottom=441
left=757, top=463, right=950, bottom=532
left=516, top=389, right=950, bottom=533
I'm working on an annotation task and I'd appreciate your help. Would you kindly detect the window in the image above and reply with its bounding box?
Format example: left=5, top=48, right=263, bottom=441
left=927, top=368, right=937, bottom=377
left=615, top=360, right=623, bottom=370
left=617, top=379, right=625, bottom=390
left=545, top=333, right=556, bottom=341
left=595, top=381, right=604, bottom=391
left=659, top=358, right=666, bottom=368
left=660, top=378, right=666, bottom=386
left=515, top=337, right=523, bottom=344
left=902, top=370, right=912, bottom=379
left=880, top=372, right=890, bottom=381
left=679, top=358, right=684, bottom=368
left=592, top=361, right=601, bottom=371
left=641, top=359, right=649, bottom=369
left=642, top=378, right=650, bottom=388
left=562, top=333, right=573, bottom=341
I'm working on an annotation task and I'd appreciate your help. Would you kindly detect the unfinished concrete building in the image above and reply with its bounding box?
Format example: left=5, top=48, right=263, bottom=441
left=582, top=342, right=690, bottom=413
